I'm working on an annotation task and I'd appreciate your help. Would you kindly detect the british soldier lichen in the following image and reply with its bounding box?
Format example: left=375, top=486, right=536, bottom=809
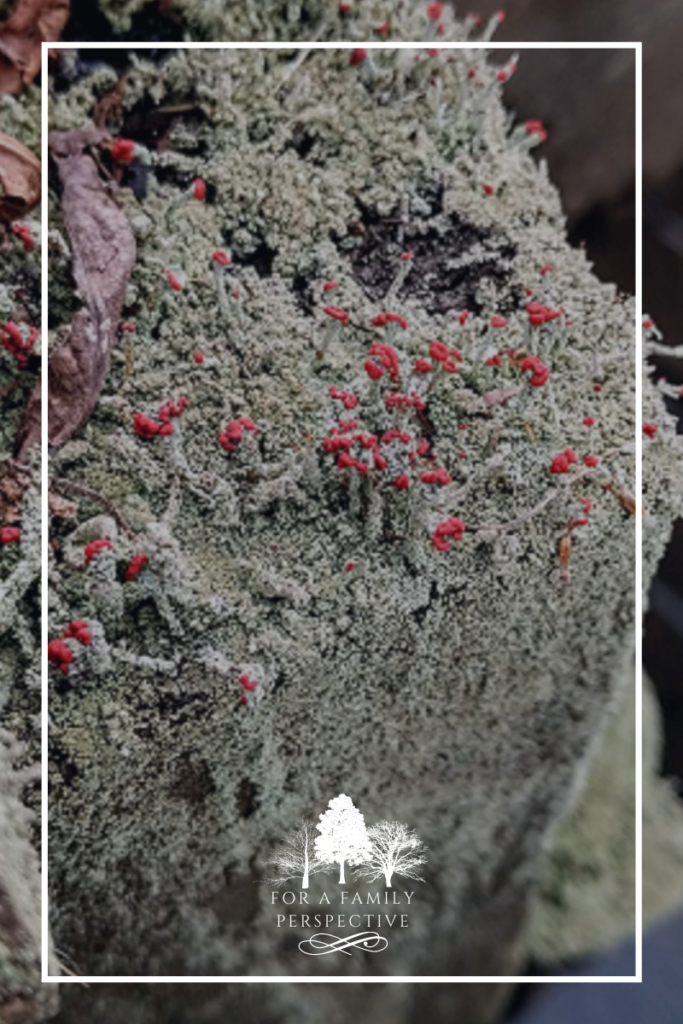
left=42, top=37, right=648, bottom=1000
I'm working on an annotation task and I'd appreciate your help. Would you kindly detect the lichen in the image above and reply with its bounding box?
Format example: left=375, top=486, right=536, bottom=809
left=46, top=35, right=641, bottom=1020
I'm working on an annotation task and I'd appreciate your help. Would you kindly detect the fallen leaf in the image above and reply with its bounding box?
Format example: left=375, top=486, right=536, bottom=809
left=482, top=385, right=522, bottom=408
left=0, top=129, right=40, bottom=221
left=15, top=127, right=136, bottom=460
left=0, top=0, right=70, bottom=94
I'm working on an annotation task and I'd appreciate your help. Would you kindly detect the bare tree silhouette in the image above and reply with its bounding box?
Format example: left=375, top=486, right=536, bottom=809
left=315, top=794, right=372, bottom=884
left=261, top=819, right=327, bottom=889
left=354, top=820, right=427, bottom=888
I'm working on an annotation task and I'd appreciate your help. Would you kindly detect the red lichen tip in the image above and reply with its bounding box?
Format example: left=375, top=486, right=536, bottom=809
left=11, top=223, right=33, bottom=250
left=324, top=305, right=350, bottom=325
left=126, top=553, right=149, bottom=583
left=84, top=538, right=113, bottom=565
left=164, top=269, right=182, bottom=291
left=549, top=454, right=570, bottom=475
left=63, top=619, right=92, bottom=646
left=48, top=638, right=75, bottom=674
left=490, top=315, right=507, bottom=328
left=350, top=48, right=367, bottom=65
left=582, top=416, right=595, bottom=427
left=393, top=474, right=411, bottom=491
left=643, top=423, right=658, bottom=439
left=322, top=280, right=339, bottom=292
left=111, top=138, right=136, bottom=164
left=193, top=178, right=206, bottom=201
left=583, top=454, right=599, bottom=468
left=426, top=1, right=444, bottom=20
left=483, top=183, right=495, bottom=196
left=0, top=526, right=21, bottom=545
left=193, top=351, right=205, bottom=364
left=212, top=250, right=231, bottom=266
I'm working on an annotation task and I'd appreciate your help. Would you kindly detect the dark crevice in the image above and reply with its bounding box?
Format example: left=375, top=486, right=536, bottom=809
left=348, top=204, right=516, bottom=316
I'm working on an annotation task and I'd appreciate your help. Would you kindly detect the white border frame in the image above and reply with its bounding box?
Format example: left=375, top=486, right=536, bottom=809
left=41, top=39, right=643, bottom=985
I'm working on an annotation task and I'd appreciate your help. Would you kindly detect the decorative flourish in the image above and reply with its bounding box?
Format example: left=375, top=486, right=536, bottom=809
left=299, top=931, right=388, bottom=956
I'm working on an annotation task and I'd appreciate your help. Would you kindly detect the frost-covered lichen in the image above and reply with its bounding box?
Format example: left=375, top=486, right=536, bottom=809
left=46, top=39, right=640, bottom=1021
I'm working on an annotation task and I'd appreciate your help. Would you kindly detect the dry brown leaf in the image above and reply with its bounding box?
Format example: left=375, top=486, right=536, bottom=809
left=16, top=127, right=136, bottom=460
left=0, top=129, right=40, bottom=221
left=0, top=0, right=69, bottom=94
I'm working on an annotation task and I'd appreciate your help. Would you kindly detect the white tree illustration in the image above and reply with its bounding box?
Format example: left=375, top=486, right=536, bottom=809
left=354, top=820, right=428, bottom=888
left=314, top=794, right=372, bottom=884
left=261, top=819, right=327, bottom=889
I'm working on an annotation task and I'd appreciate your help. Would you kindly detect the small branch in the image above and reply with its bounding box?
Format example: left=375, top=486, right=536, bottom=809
left=51, top=477, right=136, bottom=539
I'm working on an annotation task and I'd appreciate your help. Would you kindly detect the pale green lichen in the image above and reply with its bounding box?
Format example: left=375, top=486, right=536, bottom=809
left=46, top=38, right=643, bottom=1023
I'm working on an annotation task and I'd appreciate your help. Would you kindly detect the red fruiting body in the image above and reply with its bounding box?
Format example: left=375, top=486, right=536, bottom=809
left=593, top=383, right=603, bottom=393
left=385, top=312, right=408, bottom=329
left=483, top=183, right=494, bottom=195
left=48, top=638, right=74, bottom=674
left=643, top=423, right=658, bottom=439
left=549, top=454, right=570, bottom=475
left=344, top=561, right=356, bottom=571
left=338, top=2, right=352, bottom=11
left=212, top=250, right=231, bottom=266
left=417, top=438, right=430, bottom=457
left=84, top=538, right=113, bottom=565
left=193, top=351, right=204, bottom=364
left=1, top=320, right=39, bottom=368
left=322, top=281, right=339, bottom=292
left=525, top=119, right=548, bottom=143
left=164, top=269, right=182, bottom=291
left=579, top=497, right=592, bottom=513
left=239, top=673, right=257, bottom=692
left=497, top=70, right=508, bottom=82
left=0, top=526, right=21, bottom=544
left=583, top=454, right=599, bottom=468
left=415, top=358, right=433, bottom=374
left=519, top=355, right=550, bottom=387
left=459, top=309, right=470, bottom=325
left=432, top=517, right=465, bottom=551
left=421, top=468, right=452, bottom=486
left=158, top=397, right=190, bottom=423
left=218, top=416, right=257, bottom=453
left=111, top=138, right=135, bottom=164
left=393, top=474, right=410, bottom=490
left=193, top=178, right=206, bottom=200
left=374, top=452, right=388, bottom=471
left=324, top=305, right=350, bottom=325
left=11, top=223, right=33, bottom=250
left=364, top=359, right=384, bottom=381
left=540, top=264, right=553, bottom=275
left=126, top=553, right=149, bottom=582
left=350, top=48, right=367, bottom=65
left=486, top=354, right=502, bottom=366
left=643, top=318, right=653, bottom=329
left=583, top=416, right=595, bottom=427
left=429, top=339, right=450, bottom=362
left=564, top=448, right=577, bottom=464
left=490, top=315, right=507, bottom=328
left=442, top=359, right=459, bottom=374
left=369, top=340, right=400, bottom=382
left=399, top=251, right=413, bottom=261
left=426, top=1, right=443, bottom=19
left=120, top=322, right=136, bottom=332
left=571, top=518, right=589, bottom=528
left=63, top=619, right=92, bottom=646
